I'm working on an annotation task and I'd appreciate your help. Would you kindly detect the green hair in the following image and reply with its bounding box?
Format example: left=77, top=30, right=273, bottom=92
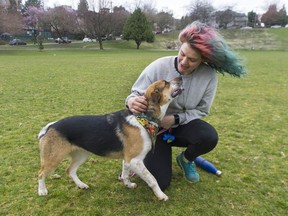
left=179, top=21, right=246, bottom=77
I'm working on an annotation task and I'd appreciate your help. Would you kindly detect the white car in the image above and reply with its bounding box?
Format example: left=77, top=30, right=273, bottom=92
left=83, top=38, right=92, bottom=42
left=83, top=38, right=97, bottom=42
left=271, top=25, right=281, bottom=28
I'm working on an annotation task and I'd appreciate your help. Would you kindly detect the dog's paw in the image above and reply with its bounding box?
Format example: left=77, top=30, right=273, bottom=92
left=38, top=188, right=48, bottom=196
left=158, top=193, right=169, bottom=201
left=77, top=182, right=89, bottom=189
left=125, top=182, right=137, bottom=189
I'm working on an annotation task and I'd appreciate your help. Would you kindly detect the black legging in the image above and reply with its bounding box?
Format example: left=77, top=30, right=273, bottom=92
left=144, top=119, right=218, bottom=191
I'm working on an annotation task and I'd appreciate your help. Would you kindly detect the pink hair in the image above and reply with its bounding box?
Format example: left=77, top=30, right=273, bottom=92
left=179, top=21, right=246, bottom=77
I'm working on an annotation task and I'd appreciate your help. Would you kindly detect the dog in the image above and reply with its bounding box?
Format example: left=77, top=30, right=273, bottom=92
left=37, top=77, right=183, bottom=201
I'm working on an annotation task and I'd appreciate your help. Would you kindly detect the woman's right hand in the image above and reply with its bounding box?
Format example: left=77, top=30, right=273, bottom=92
left=127, top=96, right=148, bottom=114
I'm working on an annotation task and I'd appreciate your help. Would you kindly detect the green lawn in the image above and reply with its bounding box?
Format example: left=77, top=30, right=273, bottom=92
left=0, top=48, right=287, bottom=215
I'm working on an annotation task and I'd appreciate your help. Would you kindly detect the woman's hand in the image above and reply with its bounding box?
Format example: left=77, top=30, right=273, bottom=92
left=127, top=96, right=148, bottom=114
left=160, top=115, right=175, bottom=129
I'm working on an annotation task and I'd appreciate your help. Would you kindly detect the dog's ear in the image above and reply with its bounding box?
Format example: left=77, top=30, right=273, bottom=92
left=151, top=89, right=161, bottom=103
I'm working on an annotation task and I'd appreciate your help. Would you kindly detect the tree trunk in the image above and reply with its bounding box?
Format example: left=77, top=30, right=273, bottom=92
left=136, top=41, right=141, bottom=49
left=99, top=39, right=103, bottom=50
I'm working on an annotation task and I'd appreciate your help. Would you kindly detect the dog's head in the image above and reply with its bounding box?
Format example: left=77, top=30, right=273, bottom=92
left=144, top=77, right=183, bottom=120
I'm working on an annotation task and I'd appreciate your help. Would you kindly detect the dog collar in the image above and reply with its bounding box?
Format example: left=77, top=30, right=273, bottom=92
left=135, top=113, right=159, bottom=151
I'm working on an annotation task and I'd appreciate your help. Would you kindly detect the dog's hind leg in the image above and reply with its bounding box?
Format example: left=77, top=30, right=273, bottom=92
left=38, top=135, right=70, bottom=196
left=38, top=166, right=50, bottom=196
left=38, top=156, right=64, bottom=196
left=38, top=129, right=74, bottom=196
left=129, top=158, right=168, bottom=201
left=67, top=150, right=91, bottom=189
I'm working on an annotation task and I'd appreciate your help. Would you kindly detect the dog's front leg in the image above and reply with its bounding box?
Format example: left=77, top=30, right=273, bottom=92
left=130, top=159, right=168, bottom=201
left=121, top=160, right=137, bottom=188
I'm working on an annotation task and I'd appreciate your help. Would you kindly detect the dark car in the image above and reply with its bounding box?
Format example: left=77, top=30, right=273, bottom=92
left=55, top=37, right=72, bottom=43
left=9, top=39, right=27, bottom=45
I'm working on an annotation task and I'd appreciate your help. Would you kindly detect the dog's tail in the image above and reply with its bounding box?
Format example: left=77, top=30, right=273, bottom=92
left=38, top=122, right=56, bottom=140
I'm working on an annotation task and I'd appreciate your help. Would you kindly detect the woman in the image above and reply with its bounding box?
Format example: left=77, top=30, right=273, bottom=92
left=125, top=21, right=246, bottom=190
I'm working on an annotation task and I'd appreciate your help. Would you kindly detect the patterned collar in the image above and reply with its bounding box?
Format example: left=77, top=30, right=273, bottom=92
left=135, top=113, right=160, bottom=152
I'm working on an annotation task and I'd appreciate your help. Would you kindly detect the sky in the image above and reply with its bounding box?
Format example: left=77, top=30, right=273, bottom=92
left=25, top=0, right=288, bottom=19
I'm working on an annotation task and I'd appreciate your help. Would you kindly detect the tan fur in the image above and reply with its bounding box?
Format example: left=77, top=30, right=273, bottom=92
left=38, top=129, right=85, bottom=179
left=121, top=124, right=144, bottom=163
left=144, top=80, right=170, bottom=118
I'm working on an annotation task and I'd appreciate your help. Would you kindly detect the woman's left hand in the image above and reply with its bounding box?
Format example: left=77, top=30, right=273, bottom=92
left=160, top=115, right=175, bottom=129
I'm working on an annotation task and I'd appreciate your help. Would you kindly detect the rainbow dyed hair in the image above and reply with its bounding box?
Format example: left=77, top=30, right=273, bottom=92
left=179, top=21, right=246, bottom=77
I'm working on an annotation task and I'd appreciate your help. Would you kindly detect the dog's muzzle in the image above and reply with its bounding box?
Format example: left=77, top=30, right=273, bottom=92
left=171, top=77, right=184, bottom=98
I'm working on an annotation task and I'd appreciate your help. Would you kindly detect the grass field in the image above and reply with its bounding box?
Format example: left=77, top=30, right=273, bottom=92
left=0, top=47, right=287, bottom=215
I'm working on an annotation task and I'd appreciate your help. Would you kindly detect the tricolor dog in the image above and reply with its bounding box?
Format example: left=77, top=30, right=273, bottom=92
left=37, top=77, right=183, bottom=201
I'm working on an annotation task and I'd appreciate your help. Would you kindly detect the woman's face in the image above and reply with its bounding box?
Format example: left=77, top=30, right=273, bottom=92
left=177, top=42, right=202, bottom=75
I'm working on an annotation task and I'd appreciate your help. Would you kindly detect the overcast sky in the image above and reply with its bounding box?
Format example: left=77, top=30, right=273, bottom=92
left=26, top=0, right=287, bottom=19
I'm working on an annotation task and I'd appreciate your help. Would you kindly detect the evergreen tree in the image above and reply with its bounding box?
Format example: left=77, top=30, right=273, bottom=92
left=247, top=11, right=259, bottom=27
left=77, top=0, right=89, bottom=18
left=123, top=8, right=154, bottom=49
left=278, top=5, right=287, bottom=26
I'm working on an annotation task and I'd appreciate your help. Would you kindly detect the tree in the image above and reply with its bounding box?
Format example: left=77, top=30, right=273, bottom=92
left=111, top=6, right=130, bottom=36
left=188, top=0, right=214, bottom=23
left=24, top=6, right=43, bottom=43
left=77, top=0, right=114, bottom=50
left=178, top=15, right=192, bottom=30
left=261, top=4, right=282, bottom=27
left=155, top=11, right=174, bottom=33
left=41, top=6, right=78, bottom=41
left=278, top=5, right=287, bottom=26
left=77, top=0, right=89, bottom=18
left=7, top=0, right=21, bottom=12
left=215, top=9, right=234, bottom=29
left=0, top=13, right=23, bottom=36
left=141, top=2, right=157, bottom=24
left=247, top=11, right=258, bottom=27
left=0, top=4, right=23, bottom=35
left=24, top=0, right=42, bottom=8
left=123, top=8, right=154, bottom=49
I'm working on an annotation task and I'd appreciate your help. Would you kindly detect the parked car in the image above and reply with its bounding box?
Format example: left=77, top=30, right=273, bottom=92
left=1, top=32, right=12, bottom=41
left=240, top=26, right=253, bottom=30
left=83, top=37, right=92, bottom=42
left=55, top=37, right=71, bottom=43
left=271, top=25, right=281, bottom=28
left=9, top=39, right=27, bottom=45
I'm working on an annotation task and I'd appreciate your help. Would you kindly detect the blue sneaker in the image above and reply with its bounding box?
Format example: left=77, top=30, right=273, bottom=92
left=176, top=152, right=200, bottom=183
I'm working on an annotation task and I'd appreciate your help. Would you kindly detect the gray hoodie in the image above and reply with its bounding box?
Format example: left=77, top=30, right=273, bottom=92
left=126, top=56, right=218, bottom=125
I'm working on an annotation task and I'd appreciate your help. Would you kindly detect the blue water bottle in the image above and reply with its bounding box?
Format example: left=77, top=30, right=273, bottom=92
left=194, top=156, right=222, bottom=176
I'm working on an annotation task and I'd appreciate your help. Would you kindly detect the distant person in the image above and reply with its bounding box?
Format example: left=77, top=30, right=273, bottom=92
left=125, top=21, right=246, bottom=190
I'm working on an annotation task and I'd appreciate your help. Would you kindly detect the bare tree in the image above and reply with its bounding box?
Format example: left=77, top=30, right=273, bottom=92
left=41, top=6, right=78, bottom=41
left=188, top=0, right=214, bottom=23
left=155, top=11, right=174, bottom=33
left=8, top=0, right=21, bottom=12
left=0, top=5, right=24, bottom=36
left=215, top=9, right=234, bottom=29
left=78, top=0, right=113, bottom=49
left=112, top=6, right=130, bottom=36
left=141, top=1, right=157, bottom=24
